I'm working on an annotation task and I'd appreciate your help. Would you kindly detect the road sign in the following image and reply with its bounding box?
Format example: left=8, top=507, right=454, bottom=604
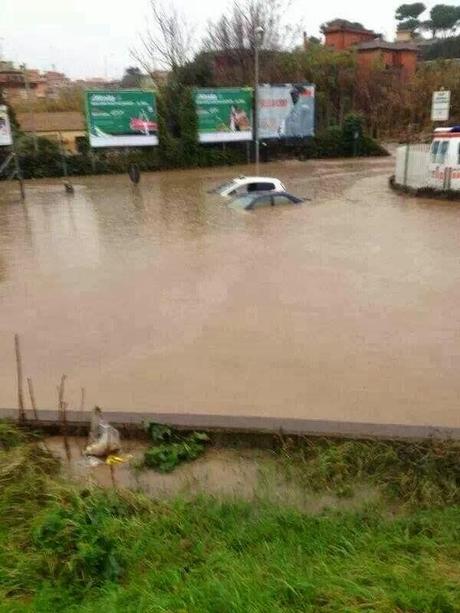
left=431, top=90, right=451, bottom=122
left=0, top=105, right=13, bottom=146
left=85, top=90, right=158, bottom=147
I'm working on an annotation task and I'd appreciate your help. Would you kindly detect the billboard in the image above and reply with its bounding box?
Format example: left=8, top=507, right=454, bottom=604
left=258, top=84, right=315, bottom=139
left=85, top=90, right=158, bottom=147
left=195, top=88, right=253, bottom=143
left=0, top=105, right=13, bottom=147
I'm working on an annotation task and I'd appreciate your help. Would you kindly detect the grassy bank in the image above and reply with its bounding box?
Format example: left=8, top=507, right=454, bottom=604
left=1, top=423, right=460, bottom=612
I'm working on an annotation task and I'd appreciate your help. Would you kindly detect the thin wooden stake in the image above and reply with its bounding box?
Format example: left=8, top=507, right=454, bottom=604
left=14, top=334, right=26, bottom=422
left=27, top=377, right=39, bottom=421
left=58, top=374, right=71, bottom=461
left=73, top=387, right=87, bottom=454
left=80, top=387, right=86, bottom=413
left=109, top=463, right=116, bottom=489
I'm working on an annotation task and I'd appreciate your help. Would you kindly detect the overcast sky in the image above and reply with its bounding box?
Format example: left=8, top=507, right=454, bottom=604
left=1, top=0, right=458, bottom=79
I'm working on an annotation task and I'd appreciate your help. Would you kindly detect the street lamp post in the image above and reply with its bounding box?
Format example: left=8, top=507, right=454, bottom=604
left=254, top=25, right=264, bottom=172
left=20, top=64, right=38, bottom=154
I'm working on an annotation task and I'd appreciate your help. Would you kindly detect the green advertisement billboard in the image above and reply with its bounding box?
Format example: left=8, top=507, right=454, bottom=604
left=195, top=88, right=253, bottom=143
left=85, top=90, right=158, bottom=147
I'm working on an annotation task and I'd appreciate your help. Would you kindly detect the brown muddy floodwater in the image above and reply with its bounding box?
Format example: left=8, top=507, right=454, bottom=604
left=1, top=156, right=460, bottom=427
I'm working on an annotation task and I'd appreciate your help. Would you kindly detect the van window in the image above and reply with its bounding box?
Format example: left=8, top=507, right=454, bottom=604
left=437, top=141, right=449, bottom=164
left=457, top=142, right=460, bottom=165
left=431, top=140, right=440, bottom=163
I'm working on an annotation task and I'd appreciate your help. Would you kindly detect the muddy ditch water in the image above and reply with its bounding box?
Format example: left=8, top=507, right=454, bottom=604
left=46, top=436, right=378, bottom=514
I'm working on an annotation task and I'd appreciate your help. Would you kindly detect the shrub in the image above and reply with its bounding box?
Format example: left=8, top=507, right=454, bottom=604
left=8, top=111, right=386, bottom=180
left=31, top=490, right=128, bottom=587
left=341, top=112, right=364, bottom=155
left=143, top=423, right=210, bottom=472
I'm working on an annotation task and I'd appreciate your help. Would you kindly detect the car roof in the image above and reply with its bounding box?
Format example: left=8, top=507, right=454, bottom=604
left=230, top=176, right=283, bottom=185
left=235, top=190, right=294, bottom=198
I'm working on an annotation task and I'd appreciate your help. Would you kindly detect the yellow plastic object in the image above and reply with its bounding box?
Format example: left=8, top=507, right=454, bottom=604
left=105, top=454, right=133, bottom=465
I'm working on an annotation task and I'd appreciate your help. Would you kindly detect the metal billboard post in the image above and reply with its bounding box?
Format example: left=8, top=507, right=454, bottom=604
left=20, top=64, right=38, bottom=154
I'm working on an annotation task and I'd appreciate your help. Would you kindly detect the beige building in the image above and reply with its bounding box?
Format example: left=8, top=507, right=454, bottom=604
left=17, top=111, right=86, bottom=152
left=0, top=61, right=74, bottom=103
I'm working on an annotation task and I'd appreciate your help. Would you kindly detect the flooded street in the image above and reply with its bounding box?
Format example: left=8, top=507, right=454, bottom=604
left=1, top=156, right=460, bottom=427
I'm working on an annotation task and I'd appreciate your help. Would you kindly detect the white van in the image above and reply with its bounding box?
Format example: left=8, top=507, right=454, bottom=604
left=429, top=127, right=460, bottom=190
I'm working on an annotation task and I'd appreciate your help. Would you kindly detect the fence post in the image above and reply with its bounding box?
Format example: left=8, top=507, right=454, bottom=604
left=445, top=167, right=452, bottom=191
left=403, top=143, right=410, bottom=187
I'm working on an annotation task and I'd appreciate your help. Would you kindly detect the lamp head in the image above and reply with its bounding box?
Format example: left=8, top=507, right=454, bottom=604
left=255, top=25, right=265, bottom=43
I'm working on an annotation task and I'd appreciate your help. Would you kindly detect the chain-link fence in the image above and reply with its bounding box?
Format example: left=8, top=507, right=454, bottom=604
left=395, top=144, right=431, bottom=189
left=394, top=142, right=460, bottom=192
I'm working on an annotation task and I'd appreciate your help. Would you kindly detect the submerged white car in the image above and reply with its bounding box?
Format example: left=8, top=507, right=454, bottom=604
left=211, top=176, right=287, bottom=197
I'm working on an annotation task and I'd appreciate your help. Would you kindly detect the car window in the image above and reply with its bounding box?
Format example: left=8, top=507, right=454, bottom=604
left=457, top=142, right=460, bottom=165
left=228, top=185, right=246, bottom=196
left=228, top=194, right=254, bottom=209
left=252, top=195, right=273, bottom=208
left=273, top=194, right=295, bottom=205
left=431, top=140, right=440, bottom=163
left=437, top=141, right=449, bottom=164
left=247, top=182, right=275, bottom=192
left=259, top=182, right=275, bottom=191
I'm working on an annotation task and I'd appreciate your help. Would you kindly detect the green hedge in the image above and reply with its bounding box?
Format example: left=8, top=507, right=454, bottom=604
left=5, top=113, right=387, bottom=180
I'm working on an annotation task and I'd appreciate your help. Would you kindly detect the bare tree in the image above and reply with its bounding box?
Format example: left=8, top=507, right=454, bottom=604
left=202, top=0, right=303, bottom=84
left=132, top=0, right=194, bottom=73
left=204, top=0, right=303, bottom=53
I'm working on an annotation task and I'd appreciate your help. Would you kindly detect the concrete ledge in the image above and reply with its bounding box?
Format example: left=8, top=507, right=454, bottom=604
left=1, top=408, right=460, bottom=441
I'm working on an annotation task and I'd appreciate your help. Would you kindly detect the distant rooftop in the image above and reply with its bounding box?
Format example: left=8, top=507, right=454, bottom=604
left=357, top=41, right=419, bottom=52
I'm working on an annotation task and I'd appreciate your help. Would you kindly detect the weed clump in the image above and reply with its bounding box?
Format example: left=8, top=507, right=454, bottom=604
left=0, top=419, right=28, bottom=450
left=143, top=423, right=209, bottom=472
left=280, top=438, right=460, bottom=507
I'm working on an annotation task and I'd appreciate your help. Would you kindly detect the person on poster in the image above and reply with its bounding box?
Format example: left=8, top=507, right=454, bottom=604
left=278, top=86, right=314, bottom=138
left=0, top=115, right=7, bottom=136
left=230, top=106, right=250, bottom=132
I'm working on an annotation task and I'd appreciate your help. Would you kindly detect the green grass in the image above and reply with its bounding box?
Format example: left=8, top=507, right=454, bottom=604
left=279, top=437, right=460, bottom=508
left=1, top=423, right=460, bottom=612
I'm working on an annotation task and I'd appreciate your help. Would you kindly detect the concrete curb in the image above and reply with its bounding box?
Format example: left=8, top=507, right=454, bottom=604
left=1, top=408, right=460, bottom=441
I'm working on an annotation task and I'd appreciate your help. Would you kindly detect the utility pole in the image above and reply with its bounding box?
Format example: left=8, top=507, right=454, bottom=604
left=254, top=25, right=264, bottom=173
